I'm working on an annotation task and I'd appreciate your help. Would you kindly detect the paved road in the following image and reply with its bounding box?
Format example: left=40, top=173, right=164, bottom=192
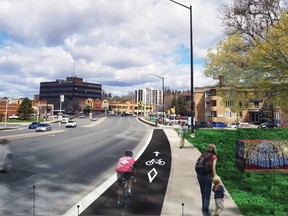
left=0, top=116, right=151, bottom=216
left=78, top=129, right=171, bottom=216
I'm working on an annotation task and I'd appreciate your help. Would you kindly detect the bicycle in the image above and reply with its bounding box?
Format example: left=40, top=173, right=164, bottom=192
left=117, top=176, right=135, bottom=215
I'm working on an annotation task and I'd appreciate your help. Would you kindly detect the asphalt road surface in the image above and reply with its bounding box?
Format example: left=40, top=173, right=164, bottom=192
left=0, top=116, right=152, bottom=216
left=80, top=129, right=172, bottom=216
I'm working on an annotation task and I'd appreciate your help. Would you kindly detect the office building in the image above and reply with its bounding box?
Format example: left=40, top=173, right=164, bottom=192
left=39, top=76, right=102, bottom=113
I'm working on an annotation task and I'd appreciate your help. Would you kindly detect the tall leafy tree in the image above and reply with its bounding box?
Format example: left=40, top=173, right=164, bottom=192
left=248, top=12, right=288, bottom=110
left=176, top=93, right=188, bottom=116
left=204, top=34, right=251, bottom=87
left=17, top=98, right=34, bottom=120
left=205, top=0, right=288, bottom=110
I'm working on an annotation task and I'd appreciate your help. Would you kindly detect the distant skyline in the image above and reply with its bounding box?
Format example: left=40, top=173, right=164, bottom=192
left=0, top=0, right=231, bottom=99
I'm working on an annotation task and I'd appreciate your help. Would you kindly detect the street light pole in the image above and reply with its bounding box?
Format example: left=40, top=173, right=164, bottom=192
left=148, top=73, right=165, bottom=121
left=4, top=98, right=10, bottom=128
left=169, top=0, right=194, bottom=134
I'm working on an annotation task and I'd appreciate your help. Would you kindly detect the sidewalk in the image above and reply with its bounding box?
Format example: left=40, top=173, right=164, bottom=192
left=160, top=128, right=243, bottom=216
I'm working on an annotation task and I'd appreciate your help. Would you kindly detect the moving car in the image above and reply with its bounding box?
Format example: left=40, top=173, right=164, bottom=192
left=0, top=139, right=13, bottom=173
left=258, top=122, right=277, bottom=129
left=35, top=123, right=52, bottom=132
left=92, top=116, right=97, bottom=121
left=227, top=122, right=242, bottom=128
left=66, top=120, right=77, bottom=128
left=60, top=116, right=69, bottom=123
left=28, top=122, right=41, bottom=129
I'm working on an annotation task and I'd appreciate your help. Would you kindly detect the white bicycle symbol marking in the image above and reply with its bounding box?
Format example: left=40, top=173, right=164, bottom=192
left=145, top=158, right=165, bottom=166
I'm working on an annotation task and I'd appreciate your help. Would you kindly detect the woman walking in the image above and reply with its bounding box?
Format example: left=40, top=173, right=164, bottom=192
left=196, top=144, right=218, bottom=216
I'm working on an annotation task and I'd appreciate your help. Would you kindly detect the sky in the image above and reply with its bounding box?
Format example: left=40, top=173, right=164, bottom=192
left=0, top=0, right=231, bottom=99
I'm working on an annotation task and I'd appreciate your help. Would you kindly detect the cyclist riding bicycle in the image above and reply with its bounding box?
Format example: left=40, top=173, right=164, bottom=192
left=116, top=150, right=136, bottom=207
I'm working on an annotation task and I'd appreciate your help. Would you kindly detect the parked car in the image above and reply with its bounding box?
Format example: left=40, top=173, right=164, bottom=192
left=212, top=122, right=227, bottom=128
left=0, top=139, right=13, bottom=173
left=35, top=123, right=52, bottom=132
left=8, top=114, right=19, bottom=119
left=66, top=120, right=77, bottom=128
left=194, top=121, right=213, bottom=129
left=79, top=114, right=85, bottom=118
left=227, top=122, right=242, bottom=128
left=258, top=122, right=277, bottom=129
left=92, top=116, right=97, bottom=121
left=28, top=122, right=41, bottom=129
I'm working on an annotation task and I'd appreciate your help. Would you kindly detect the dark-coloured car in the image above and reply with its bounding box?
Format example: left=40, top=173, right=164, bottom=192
left=212, top=122, right=227, bottom=128
left=194, top=121, right=213, bottom=129
left=258, top=122, right=277, bottom=129
left=28, top=122, right=41, bottom=129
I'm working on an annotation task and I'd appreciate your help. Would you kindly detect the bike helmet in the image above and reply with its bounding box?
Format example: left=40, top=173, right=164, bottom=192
left=125, top=150, right=133, bottom=157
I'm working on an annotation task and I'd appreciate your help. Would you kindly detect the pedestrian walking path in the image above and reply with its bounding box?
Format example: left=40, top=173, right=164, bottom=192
left=160, top=127, right=243, bottom=216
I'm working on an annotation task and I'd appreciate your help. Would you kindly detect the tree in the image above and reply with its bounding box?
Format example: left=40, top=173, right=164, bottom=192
left=17, top=98, right=34, bottom=120
left=176, top=93, right=188, bottom=116
left=220, top=87, right=252, bottom=122
left=204, top=34, right=251, bottom=87
left=248, top=12, right=288, bottom=110
left=218, top=0, right=288, bottom=110
left=219, top=0, right=286, bottom=44
left=259, top=101, right=273, bottom=122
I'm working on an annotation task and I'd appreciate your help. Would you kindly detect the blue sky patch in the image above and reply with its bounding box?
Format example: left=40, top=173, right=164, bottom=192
left=0, top=31, right=9, bottom=47
left=176, top=45, right=204, bottom=66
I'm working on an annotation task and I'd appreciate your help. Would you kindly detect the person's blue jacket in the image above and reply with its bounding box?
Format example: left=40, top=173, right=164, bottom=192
left=212, top=184, right=225, bottom=198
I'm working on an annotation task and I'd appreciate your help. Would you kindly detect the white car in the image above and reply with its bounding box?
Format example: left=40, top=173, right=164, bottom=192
left=0, top=140, right=13, bottom=173
left=227, top=122, right=242, bottom=128
left=66, top=120, right=77, bottom=128
left=8, top=114, right=19, bottom=119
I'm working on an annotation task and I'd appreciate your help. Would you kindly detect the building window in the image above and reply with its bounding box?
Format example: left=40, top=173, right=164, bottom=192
left=211, top=111, right=217, bottom=117
left=254, top=102, right=260, bottom=109
left=206, top=112, right=211, bottom=117
left=206, top=100, right=217, bottom=107
left=205, top=89, right=216, bottom=97
left=274, top=112, right=280, bottom=120
left=225, top=111, right=235, bottom=118
left=225, top=101, right=233, bottom=107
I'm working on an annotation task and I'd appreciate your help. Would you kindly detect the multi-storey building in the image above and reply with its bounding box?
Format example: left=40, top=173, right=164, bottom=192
left=194, top=86, right=286, bottom=125
left=134, top=88, right=163, bottom=116
left=39, top=76, right=102, bottom=113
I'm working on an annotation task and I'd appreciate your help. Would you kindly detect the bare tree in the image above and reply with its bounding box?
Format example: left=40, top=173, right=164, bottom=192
left=219, top=0, right=287, bottom=43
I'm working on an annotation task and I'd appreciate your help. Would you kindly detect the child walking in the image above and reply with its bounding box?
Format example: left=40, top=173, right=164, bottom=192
left=178, top=122, right=187, bottom=149
left=212, top=176, right=225, bottom=216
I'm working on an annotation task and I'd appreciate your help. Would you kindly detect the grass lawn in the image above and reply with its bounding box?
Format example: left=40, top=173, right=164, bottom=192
left=187, top=128, right=288, bottom=216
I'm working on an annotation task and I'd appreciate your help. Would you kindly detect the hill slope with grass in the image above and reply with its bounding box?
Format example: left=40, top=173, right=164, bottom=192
left=187, top=129, right=288, bottom=216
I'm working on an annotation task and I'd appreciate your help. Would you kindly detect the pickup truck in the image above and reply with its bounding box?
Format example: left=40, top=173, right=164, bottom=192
left=65, top=120, right=77, bottom=128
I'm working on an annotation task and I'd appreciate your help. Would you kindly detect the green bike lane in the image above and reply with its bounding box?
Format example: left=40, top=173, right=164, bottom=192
left=79, top=129, right=171, bottom=216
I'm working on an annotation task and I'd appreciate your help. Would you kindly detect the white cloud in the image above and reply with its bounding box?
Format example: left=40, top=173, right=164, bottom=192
left=0, top=0, right=228, bottom=99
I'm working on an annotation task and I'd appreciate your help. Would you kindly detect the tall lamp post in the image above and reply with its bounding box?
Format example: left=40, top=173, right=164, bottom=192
left=169, top=0, right=194, bottom=134
left=148, top=73, right=165, bottom=121
left=4, top=98, right=10, bottom=128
